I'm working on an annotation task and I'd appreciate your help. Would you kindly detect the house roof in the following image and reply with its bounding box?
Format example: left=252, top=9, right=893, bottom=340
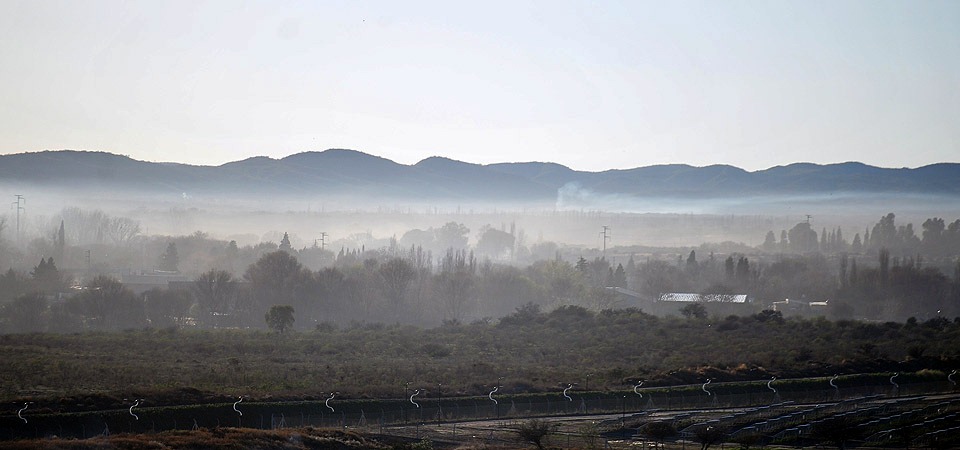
left=658, top=293, right=749, bottom=303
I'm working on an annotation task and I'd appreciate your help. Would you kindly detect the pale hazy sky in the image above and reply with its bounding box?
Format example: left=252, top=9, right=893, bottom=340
left=1, top=0, right=957, bottom=171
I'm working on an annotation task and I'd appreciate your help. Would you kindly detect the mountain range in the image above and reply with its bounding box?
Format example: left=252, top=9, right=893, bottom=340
left=1, top=149, right=958, bottom=207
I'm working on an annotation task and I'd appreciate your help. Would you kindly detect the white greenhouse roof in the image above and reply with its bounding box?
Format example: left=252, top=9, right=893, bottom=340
left=658, top=293, right=749, bottom=303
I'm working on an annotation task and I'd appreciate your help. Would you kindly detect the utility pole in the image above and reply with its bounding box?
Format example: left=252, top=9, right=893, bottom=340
left=805, top=214, right=813, bottom=224
left=437, top=382, right=442, bottom=426
left=12, top=195, right=24, bottom=246
left=599, top=225, right=611, bottom=254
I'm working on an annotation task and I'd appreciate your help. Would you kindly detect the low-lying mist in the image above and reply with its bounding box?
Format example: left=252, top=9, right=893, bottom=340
left=2, top=181, right=960, bottom=333
left=5, top=182, right=958, bottom=250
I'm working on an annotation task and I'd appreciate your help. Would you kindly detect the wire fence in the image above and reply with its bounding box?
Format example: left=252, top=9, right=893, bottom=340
left=2, top=378, right=957, bottom=441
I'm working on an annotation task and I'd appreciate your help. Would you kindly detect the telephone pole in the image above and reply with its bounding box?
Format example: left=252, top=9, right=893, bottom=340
left=12, top=195, right=24, bottom=246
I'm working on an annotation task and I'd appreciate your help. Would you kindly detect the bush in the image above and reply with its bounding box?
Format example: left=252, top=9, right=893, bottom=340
left=640, top=421, right=676, bottom=446
left=517, top=418, right=554, bottom=449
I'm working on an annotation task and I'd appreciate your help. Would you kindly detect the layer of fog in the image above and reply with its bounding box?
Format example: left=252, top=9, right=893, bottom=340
left=3, top=183, right=959, bottom=253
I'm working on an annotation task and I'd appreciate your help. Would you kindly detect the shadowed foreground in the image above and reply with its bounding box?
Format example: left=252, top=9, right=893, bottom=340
left=0, top=427, right=418, bottom=450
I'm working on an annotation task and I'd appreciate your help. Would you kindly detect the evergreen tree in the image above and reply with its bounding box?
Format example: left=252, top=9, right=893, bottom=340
left=31, top=257, right=62, bottom=293
left=279, top=232, right=293, bottom=252
left=736, top=256, right=750, bottom=286
left=625, top=255, right=637, bottom=289
left=849, top=258, right=858, bottom=286
left=839, top=254, right=848, bottom=288
left=761, top=231, right=777, bottom=252
left=685, top=250, right=698, bottom=275
left=56, top=220, right=65, bottom=259
left=879, top=248, right=890, bottom=286
left=223, top=240, right=239, bottom=272
left=610, top=263, right=627, bottom=288
left=575, top=256, right=588, bottom=273
left=158, top=242, right=179, bottom=272
left=851, top=233, right=862, bottom=253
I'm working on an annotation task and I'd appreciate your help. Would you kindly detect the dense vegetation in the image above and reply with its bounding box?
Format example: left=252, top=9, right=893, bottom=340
left=2, top=307, right=958, bottom=408
left=2, top=209, right=960, bottom=335
left=2, top=222, right=960, bottom=333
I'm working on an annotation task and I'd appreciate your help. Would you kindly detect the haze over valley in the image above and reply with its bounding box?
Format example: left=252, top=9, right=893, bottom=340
left=3, top=1, right=960, bottom=447
left=3, top=149, right=959, bottom=247
left=1, top=149, right=960, bottom=327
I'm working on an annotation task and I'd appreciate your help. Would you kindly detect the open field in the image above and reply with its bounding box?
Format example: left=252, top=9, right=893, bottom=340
left=1, top=309, right=959, bottom=448
left=3, top=310, right=960, bottom=404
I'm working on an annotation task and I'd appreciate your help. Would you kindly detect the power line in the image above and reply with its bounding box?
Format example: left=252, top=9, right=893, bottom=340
left=599, top=225, right=611, bottom=254
left=12, top=195, right=25, bottom=246
left=316, top=232, right=328, bottom=251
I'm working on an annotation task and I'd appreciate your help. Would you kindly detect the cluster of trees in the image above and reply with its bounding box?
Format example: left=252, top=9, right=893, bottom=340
left=0, top=207, right=299, bottom=278
left=761, top=213, right=960, bottom=258
left=0, top=243, right=632, bottom=332
left=4, top=226, right=960, bottom=333
left=633, top=250, right=756, bottom=296
left=2, top=207, right=960, bottom=332
left=0, top=208, right=140, bottom=268
left=3, top=242, right=958, bottom=333
left=745, top=214, right=960, bottom=320
left=628, top=247, right=960, bottom=321
left=834, top=250, right=960, bottom=320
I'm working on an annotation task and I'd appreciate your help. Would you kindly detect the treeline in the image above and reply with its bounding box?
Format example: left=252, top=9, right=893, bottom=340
left=0, top=208, right=563, bottom=276
left=761, top=213, right=960, bottom=258
left=2, top=208, right=960, bottom=332
left=0, top=245, right=629, bottom=333
left=3, top=243, right=959, bottom=333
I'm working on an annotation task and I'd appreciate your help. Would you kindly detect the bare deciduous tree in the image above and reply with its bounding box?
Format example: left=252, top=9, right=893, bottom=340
left=195, top=269, right=236, bottom=326
left=435, top=249, right=475, bottom=323
left=105, top=217, right=141, bottom=245
left=516, top=419, right=554, bottom=450
left=72, top=275, right=145, bottom=330
left=378, top=257, right=416, bottom=315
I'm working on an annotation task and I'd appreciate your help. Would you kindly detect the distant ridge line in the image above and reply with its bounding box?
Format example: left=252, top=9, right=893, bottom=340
left=0, top=149, right=958, bottom=201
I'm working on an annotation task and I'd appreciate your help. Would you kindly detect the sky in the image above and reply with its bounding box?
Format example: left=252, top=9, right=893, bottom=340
left=1, top=0, right=958, bottom=172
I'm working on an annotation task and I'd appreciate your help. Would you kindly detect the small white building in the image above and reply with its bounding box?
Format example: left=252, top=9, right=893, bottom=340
left=607, top=288, right=757, bottom=317
left=771, top=298, right=830, bottom=317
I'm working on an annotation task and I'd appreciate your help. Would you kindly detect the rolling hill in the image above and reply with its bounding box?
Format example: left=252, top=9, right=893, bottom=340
left=1, top=149, right=958, bottom=211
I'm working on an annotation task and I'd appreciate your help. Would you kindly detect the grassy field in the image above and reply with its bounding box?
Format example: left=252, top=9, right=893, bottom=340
left=2, top=308, right=959, bottom=409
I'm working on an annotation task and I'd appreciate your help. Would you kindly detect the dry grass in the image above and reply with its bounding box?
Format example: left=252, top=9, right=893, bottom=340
left=0, top=427, right=396, bottom=450
left=2, top=310, right=959, bottom=409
